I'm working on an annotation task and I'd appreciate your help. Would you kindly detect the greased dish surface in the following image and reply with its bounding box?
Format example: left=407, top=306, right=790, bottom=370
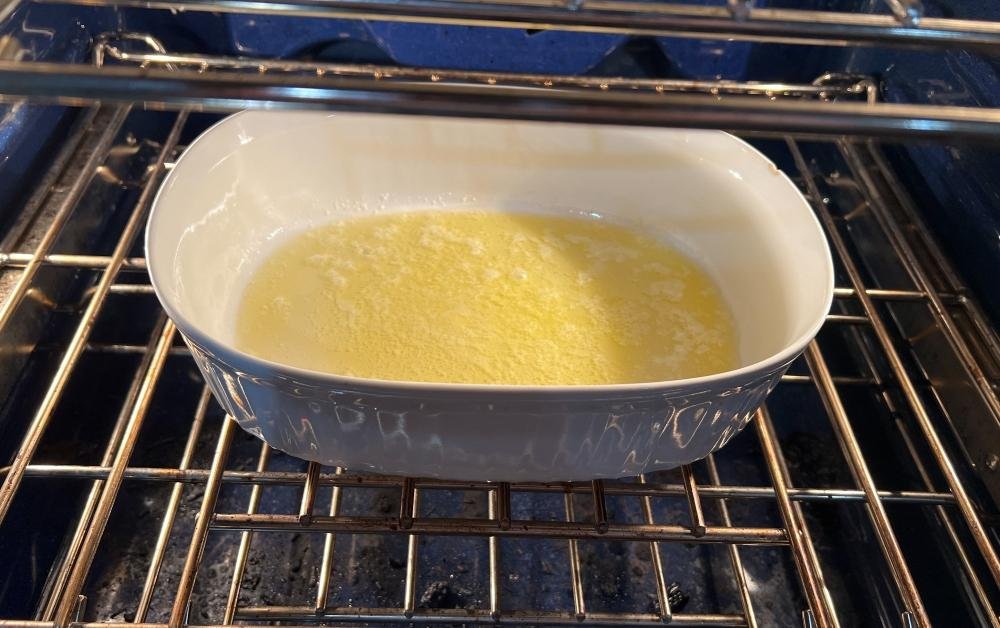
left=146, top=111, right=833, bottom=481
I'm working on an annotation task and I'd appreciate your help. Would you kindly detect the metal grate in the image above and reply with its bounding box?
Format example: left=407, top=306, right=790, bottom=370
left=5, top=8, right=1000, bottom=141
left=1, top=36, right=1000, bottom=628
left=6, top=0, right=1000, bottom=49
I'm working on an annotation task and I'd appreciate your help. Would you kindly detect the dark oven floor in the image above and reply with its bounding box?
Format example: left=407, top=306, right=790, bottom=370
left=1, top=107, right=1000, bottom=627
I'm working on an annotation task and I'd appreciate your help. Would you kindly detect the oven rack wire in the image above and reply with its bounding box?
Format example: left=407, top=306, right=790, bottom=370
left=2, top=2, right=1000, bottom=140
left=0, top=30, right=998, bottom=621
left=2, top=0, right=1000, bottom=48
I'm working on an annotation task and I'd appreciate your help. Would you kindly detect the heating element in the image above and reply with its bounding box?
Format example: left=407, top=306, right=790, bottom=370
left=1, top=2, right=1000, bottom=627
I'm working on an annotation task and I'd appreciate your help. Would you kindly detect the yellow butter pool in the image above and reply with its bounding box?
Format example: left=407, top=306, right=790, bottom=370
left=235, top=211, right=738, bottom=385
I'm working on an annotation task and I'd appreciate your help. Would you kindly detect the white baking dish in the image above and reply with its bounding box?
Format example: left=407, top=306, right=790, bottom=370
left=146, top=111, right=833, bottom=481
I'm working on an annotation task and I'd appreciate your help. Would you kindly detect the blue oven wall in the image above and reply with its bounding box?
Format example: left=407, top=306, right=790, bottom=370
left=843, top=0, right=1000, bottom=326
left=151, top=0, right=863, bottom=76
left=0, top=4, right=116, bottom=238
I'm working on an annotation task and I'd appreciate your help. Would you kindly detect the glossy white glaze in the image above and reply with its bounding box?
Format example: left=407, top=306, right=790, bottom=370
left=146, top=112, right=833, bottom=481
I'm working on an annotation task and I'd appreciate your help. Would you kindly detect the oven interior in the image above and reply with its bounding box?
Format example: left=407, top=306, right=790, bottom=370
left=1, top=0, right=999, bottom=626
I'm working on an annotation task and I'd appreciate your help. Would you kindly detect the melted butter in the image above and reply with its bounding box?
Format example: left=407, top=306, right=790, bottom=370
left=235, top=211, right=738, bottom=385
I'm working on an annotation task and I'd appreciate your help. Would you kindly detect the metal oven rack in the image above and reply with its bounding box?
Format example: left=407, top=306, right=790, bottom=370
left=1, top=2, right=1000, bottom=627
left=1, top=0, right=1000, bottom=139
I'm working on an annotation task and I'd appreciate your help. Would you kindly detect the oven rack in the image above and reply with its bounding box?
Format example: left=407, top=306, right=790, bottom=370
left=5, top=0, right=1000, bottom=48
left=0, top=97, right=998, bottom=626
left=2, top=4, right=1000, bottom=140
